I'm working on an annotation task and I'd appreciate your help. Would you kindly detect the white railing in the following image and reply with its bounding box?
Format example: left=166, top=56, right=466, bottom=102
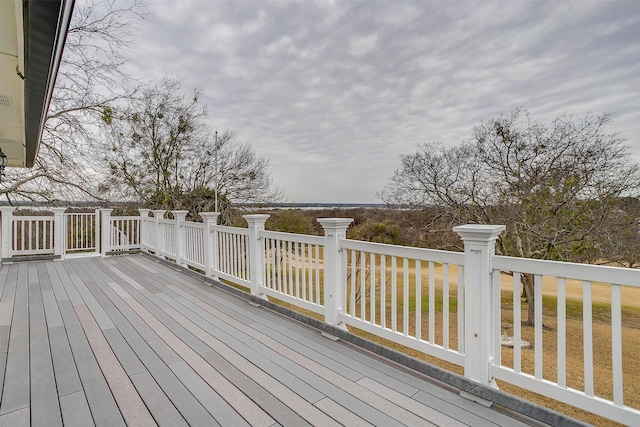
left=182, top=221, right=205, bottom=270
left=99, top=209, right=142, bottom=256
left=11, top=215, right=55, bottom=256
left=0, top=208, right=144, bottom=260
left=212, top=224, right=250, bottom=287
left=339, top=239, right=466, bottom=366
left=260, top=230, right=325, bottom=314
left=158, top=219, right=176, bottom=258
left=3, top=206, right=638, bottom=425
left=141, top=216, right=155, bottom=250
left=1, top=207, right=65, bottom=258
left=491, top=256, right=639, bottom=425
left=109, top=216, right=140, bottom=251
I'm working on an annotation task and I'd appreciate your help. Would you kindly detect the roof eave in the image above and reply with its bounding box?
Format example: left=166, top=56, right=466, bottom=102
left=23, top=0, right=75, bottom=167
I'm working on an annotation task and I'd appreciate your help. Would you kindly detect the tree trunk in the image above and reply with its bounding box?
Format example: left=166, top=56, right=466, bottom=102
left=522, top=273, right=535, bottom=326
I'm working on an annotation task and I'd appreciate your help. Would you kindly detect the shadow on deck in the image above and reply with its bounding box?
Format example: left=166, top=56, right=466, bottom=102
left=0, top=254, right=558, bottom=426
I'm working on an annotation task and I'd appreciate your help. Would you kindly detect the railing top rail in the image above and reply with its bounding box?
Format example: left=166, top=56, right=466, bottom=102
left=9, top=209, right=60, bottom=215
left=182, top=221, right=205, bottom=229
left=260, top=230, right=324, bottom=245
left=493, top=255, right=640, bottom=287
left=110, top=216, right=141, bottom=221
left=211, top=224, right=250, bottom=236
left=341, top=238, right=465, bottom=265
left=12, top=215, right=55, bottom=221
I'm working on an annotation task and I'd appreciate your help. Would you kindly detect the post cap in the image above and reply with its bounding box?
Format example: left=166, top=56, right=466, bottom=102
left=317, top=218, right=354, bottom=231
left=200, top=212, right=221, bottom=222
left=453, top=224, right=505, bottom=243
left=243, top=214, right=270, bottom=225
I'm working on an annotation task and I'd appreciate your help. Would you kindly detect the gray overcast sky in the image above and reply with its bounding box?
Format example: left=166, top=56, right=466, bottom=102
left=125, top=0, right=640, bottom=203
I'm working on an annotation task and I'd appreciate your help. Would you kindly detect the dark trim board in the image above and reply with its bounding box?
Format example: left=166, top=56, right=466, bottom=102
left=0, top=255, right=584, bottom=426
left=3, top=255, right=60, bottom=263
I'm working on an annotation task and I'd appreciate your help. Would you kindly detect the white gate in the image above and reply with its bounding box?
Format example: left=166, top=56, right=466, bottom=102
left=64, top=210, right=100, bottom=256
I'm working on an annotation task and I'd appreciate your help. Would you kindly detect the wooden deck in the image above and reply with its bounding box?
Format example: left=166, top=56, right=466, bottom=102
left=0, top=254, right=540, bottom=426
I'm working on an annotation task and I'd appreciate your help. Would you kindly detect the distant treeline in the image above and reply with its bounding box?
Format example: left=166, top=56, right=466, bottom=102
left=0, top=201, right=390, bottom=209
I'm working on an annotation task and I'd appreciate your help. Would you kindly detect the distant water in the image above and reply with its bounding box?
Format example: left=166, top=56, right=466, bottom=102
left=0, top=201, right=388, bottom=210
left=249, top=203, right=386, bottom=210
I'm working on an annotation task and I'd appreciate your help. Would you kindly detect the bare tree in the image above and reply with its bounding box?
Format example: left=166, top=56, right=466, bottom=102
left=100, top=78, right=282, bottom=218
left=380, top=109, right=640, bottom=325
left=0, top=0, right=146, bottom=203
left=100, top=77, right=208, bottom=206
left=191, top=130, right=283, bottom=206
left=593, top=197, right=640, bottom=268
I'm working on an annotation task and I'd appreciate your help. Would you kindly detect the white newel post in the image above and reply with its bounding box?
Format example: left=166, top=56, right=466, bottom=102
left=318, top=218, right=353, bottom=329
left=453, top=224, right=505, bottom=403
left=100, top=209, right=113, bottom=257
left=138, top=209, right=151, bottom=251
left=172, top=210, right=189, bottom=266
left=0, top=206, right=15, bottom=262
left=200, top=212, right=220, bottom=278
left=52, top=208, right=66, bottom=259
left=152, top=210, right=166, bottom=257
left=94, top=209, right=101, bottom=255
left=244, top=214, right=270, bottom=299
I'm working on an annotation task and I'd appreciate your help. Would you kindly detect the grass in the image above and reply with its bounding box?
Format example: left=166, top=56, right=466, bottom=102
left=538, top=294, right=640, bottom=329
left=496, top=298, right=640, bottom=427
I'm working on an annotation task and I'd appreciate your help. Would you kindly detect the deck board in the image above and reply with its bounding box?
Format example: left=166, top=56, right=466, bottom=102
left=0, top=264, right=30, bottom=417
left=110, top=256, right=529, bottom=426
left=73, top=304, right=155, bottom=426
left=0, top=263, right=9, bottom=298
left=198, top=351, right=308, bottom=427
left=67, top=331, right=125, bottom=427
left=0, top=264, right=17, bottom=401
left=128, top=370, right=190, bottom=427
left=0, top=254, right=545, bottom=426
left=172, top=296, right=405, bottom=427
left=29, top=266, right=62, bottom=427
left=73, top=260, right=219, bottom=425
left=48, top=326, right=84, bottom=398
left=185, top=282, right=520, bottom=425
left=163, top=297, right=330, bottom=405
left=58, top=391, right=94, bottom=427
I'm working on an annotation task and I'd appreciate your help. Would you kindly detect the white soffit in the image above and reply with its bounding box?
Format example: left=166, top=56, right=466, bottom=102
left=0, top=0, right=26, bottom=166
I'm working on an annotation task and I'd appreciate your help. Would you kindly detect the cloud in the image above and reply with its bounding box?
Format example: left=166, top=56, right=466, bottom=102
left=348, top=33, right=377, bottom=56
left=125, top=0, right=640, bottom=203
